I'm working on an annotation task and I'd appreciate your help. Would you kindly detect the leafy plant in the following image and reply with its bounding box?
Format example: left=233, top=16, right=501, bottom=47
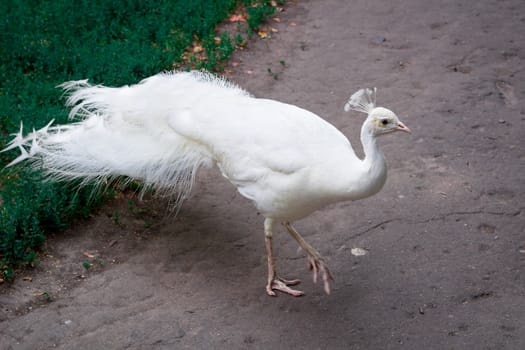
left=242, top=0, right=277, bottom=30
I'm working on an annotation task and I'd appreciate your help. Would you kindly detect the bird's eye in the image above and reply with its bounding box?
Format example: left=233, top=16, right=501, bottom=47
left=381, top=119, right=389, bottom=126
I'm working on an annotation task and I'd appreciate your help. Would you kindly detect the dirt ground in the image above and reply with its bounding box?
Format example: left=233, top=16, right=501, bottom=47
left=1, top=0, right=524, bottom=349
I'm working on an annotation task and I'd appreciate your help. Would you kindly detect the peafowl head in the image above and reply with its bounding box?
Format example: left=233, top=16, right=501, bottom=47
left=344, top=88, right=411, bottom=137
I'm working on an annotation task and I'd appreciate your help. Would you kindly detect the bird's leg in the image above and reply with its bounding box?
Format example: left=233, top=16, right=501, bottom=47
left=264, top=218, right=304, bottom=297
left=283, top=222, right=334, bottom=295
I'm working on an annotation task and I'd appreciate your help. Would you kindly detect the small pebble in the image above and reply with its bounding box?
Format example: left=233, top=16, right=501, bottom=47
left=371, top=35, right=386, bottom=44
left=351, top=248, right=368, bottom=256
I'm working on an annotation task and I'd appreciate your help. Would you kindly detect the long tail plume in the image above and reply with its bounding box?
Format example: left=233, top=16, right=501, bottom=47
left=2, top=73, right=218, bottom=210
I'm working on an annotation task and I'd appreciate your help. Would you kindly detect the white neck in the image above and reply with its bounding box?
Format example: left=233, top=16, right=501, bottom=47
left=339, top=122, right=387, bottom=200
left=361, top=122, right=386, bottom=172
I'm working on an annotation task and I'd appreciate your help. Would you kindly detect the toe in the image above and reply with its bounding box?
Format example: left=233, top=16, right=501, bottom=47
left=280, top=278, right=301, bottom=286
left=268, top=278, right=305, bottom=297
left=266, top=287, right=277, bottom=297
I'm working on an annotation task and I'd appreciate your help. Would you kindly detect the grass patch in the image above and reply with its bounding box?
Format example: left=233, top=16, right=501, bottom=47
left=0, top=0, right=283, bottom=280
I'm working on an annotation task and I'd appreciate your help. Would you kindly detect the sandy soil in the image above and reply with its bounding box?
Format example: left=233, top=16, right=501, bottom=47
left=1, top=0, right=524, bottom=349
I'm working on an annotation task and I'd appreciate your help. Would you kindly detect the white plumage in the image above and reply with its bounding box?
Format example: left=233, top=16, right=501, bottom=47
left=2, top=71, right=410, bottom=296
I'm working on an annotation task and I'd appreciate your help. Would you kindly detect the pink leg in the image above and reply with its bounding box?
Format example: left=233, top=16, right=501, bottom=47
left=283, top=222, right=333, bottom=295
left=264, top=219, right=304, bottom=297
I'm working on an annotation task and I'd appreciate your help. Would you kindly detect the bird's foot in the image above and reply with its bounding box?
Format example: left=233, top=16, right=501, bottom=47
left=307, top=255, right=334, bottom=295
left=266, top=277, right=304, bottom=297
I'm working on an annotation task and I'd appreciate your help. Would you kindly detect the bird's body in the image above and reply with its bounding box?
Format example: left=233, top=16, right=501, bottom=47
left=3, top=71, right=410, bottom=296
left=171, top=95, right=353, bottom=221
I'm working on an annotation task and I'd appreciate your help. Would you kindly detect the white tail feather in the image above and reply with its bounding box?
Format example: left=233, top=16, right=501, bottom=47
left=2, top=71, right=250, bottom=210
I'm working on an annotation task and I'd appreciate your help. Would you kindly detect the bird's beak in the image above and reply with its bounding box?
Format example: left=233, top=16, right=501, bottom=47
left=396, top=121, right=411, bottom=134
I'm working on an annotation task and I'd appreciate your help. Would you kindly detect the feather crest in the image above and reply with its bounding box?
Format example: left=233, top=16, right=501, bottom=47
left=344, top=88, right=377, bottom=114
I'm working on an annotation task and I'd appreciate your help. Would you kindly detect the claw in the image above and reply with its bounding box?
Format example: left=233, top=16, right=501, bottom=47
left=308, top=257, right=318, bottom=284
left=307, top=255, right=333, bottom=294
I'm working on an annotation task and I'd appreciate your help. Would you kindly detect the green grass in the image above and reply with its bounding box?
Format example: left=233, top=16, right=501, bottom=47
left=0, top=0, right=282, bottom=280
